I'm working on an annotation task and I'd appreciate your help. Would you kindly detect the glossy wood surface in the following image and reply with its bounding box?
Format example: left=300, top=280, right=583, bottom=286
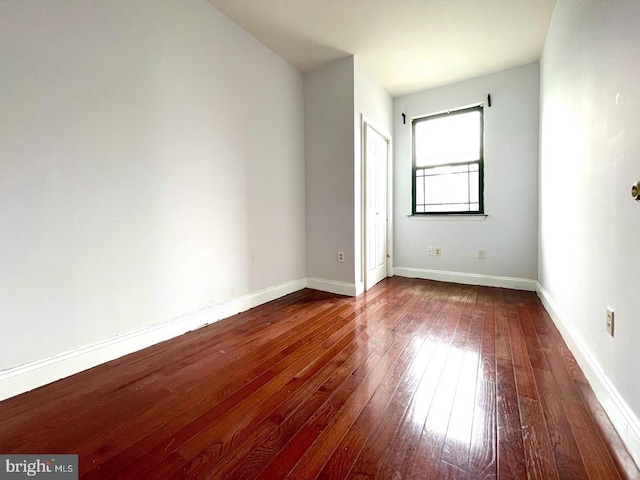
left=1, top=278, right=638, bottom=479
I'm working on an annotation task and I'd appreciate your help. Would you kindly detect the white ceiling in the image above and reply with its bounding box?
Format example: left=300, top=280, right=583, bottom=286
left=207, top=0, right=556, bottom=97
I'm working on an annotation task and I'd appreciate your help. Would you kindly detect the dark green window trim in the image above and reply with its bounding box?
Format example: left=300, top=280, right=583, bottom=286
left=411, top=105, right=484, bottom=215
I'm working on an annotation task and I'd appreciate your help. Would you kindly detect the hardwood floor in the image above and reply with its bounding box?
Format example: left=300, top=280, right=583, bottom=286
left=1, top=277, right=638, bottom=479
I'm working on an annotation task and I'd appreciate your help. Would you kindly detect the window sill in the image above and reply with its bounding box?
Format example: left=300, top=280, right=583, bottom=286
left=407, top=214, right=488, bottom=221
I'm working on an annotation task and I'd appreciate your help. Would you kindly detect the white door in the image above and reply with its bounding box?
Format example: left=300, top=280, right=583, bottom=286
left=365, top=123, right=389, bottom=291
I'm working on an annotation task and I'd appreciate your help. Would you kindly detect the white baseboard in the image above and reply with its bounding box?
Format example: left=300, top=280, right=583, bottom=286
left=306, top=277, right=357, bottom=297
left=395, top=267, right=537, bottom=291
left=0, top=278, right=306, bottom=402
left=537, top=282, right=640, bottom=468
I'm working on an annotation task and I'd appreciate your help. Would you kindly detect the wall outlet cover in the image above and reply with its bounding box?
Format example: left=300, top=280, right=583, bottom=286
left=606, top=307, right=614, bottom=337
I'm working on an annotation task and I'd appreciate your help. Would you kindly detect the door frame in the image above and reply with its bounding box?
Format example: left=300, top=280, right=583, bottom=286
left=361, top=115, right=393, bottom=292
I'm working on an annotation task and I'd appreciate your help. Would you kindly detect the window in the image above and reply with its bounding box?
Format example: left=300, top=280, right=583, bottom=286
left=412, top=105, right=484, bottom=214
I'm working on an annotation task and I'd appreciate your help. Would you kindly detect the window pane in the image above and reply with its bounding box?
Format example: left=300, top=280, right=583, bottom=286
left=415, top=174, right=425, bottom=206
left=414, top=110, right=481, bottom=167
left=470, top=171, right=479, bottom=203
left=424, top=170, right=470, bottom=205
left=414, top=162, right=481, bottom=213
left=426, top=203, right=472, bottom=212
left=424, top=164, right=469, bottom=176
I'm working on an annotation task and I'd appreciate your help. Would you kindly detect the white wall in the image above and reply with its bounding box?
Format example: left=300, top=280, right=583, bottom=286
left=0, top=0, right=305, bottom=372
left=304, top=57, right=355, bottom=288
left=354, top=59, right=393, bottom=292
left=304, top=57, right=392, bottom=293
left=393, top=64, right=539, bottom=286
left=539, top=0, right=640, bottom=461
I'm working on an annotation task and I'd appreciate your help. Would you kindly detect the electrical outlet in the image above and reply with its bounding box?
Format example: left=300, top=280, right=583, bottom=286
left=606, top=307, right=614, bottom=337
left=337, top=251, right=345, bottom=263
left=478, top=249, right=486, bottom=259
left=434, top=247, right=441, bottom=257
left=427, top=247, right=433, bottom=256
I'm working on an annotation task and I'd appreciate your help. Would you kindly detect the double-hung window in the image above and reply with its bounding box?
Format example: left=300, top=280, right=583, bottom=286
left=412, top=105, right=484, bottom=214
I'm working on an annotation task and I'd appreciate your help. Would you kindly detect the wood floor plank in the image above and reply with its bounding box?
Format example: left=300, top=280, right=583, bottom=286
left=375, top=286, right=474, bottom=480
left=213, top=328, right=385, bottom=480
left=468, top=378, right=497, bottom=479
left=563, top=400, right=623, bottom=480
left=405, top=395, right=454, bottom=478
left=0, top=278, right=635, bottom=480
left=316, top=299, right=446, bottom=480
left=438, top=460, right=468, bottom=479
left=496, top=356, right=527, bottom=479
left=134, top=305, right=400, bottom=479
left=439, top=310, right=483, bottom=471
left=519, top=396, right=560, bottom=479
left=509, top=306, right=539, bottom=400
left=265, top=333, right=414, bottom=479
left=519, top=306, right=550, bottom=371
left=315, top=335, right=426, bottom=480
left=479, top=308, right=497, bottom=384
left=201, top=290, right=426, bottom=480
left=78, top=303, right=354, bottom=453
left=495, top=304, right=512, bottom=361
left=572, top=380, right=640, bottom=479
left=533, top=367, right=589, bottom=479
left=543, top=346, right=583, bottom=404
left=88, top=308, right=367, bottom=478
left=372, top=340, right=452, bottom=480
left=345, top=336, right=439, bottom=479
